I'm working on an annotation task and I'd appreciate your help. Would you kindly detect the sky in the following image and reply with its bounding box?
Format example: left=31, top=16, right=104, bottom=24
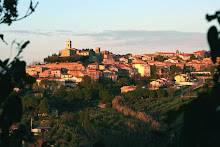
left=0, top=0, right=220, bottom=64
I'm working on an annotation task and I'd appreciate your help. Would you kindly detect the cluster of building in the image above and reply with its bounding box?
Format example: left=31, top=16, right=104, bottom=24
left=26, top=40, right=215, bottom=88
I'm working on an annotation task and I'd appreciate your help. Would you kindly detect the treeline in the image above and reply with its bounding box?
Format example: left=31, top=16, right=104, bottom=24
left=124, top=87, right=174, bottom=99
left=44, top=54, right=89, bottom=63
left=47, top=76, right=119, bottom=112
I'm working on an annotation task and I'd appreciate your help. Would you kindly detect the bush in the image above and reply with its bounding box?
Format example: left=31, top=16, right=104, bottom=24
left=149, top=90, right=157, bottom=98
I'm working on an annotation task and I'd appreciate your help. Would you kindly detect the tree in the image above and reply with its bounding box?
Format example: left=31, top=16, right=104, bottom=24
left=141, top=89, right=149, bottom=98
left=38, top=98, right=50, bottom=114
left=66, top=91, right=76, bottom=102
left=38, top=79, right=50, bottom=93
left=190, top=54, right=196, bottom=60
left=170, top=65, right=182, bottom=75
left=74, top=89, right=84, bottom=100
left=135, top=89, right=143, bottom=98
left=167, top=86, right=174, bottom=98
left=151, top=64, right=157, bottom=78
left=156, top=55, right=164, bottom=62
left=51, top=80, right=58, bottom=91
left=99, top=90, right=112, bottom=103
left=32, top=82, right=39, bottom=92
left=22, top=95, right=36, bottom=114
left=118, top=77, right=130, bottom=86
left=183, top=64, right=187, bottom=73
left=82, top=88, right=92, bottom=100
left=83, top=109, right=91, bottom=136
left=210, top=65, right=216, bottom=76
left=61, top=112, right=75, bottom=124
left=124, top=91, right=136, bottom=99
left=156, top=89, right=165, bottom=98
left=149, top=90, right=156, bottom=98
left=81, top=75, right=92, bottom=87
left=53, top=85, right=67, bottom=98
left=40, top=79, right=50, bottom=89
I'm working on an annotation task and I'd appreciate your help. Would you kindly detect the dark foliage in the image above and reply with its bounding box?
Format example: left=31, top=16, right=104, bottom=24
left=165, top=11, right=220, bottom=146
left=44, top=54, right=89, bottom=63
left=0, top=0, right=37, bottom=146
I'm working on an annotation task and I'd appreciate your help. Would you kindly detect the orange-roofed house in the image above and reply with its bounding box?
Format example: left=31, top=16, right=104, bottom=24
left=132, top=63, right=151, bottom=77
left=193, top=50, right=210, bottom=59
left=142, top=54, right=155, bottom=61
left=78, top=51, right=90, bottom=56
left=61, top=73, right=72, bottom=79
left=154, top=52, right=175, bottom=57
left=186, top=60, right=205, bottom=71
left=102, top=58, right=116, bottom=65
left=119, top=57, right=129, bottom=64
left=26, top=66, right=38, bottom=76
left=121, top=86, right=137, bottom=93
left=88, top=62, right=99, bottom=69
left=87, top=69, right=102, bottom=81
left=51, top=68, right=61, bottom=78
left=179, top=53, right=191, bottom=61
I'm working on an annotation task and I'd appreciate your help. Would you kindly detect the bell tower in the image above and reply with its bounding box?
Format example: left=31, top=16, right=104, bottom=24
left=66, top=40, right=71, bottom=49
left=176, top=50, right=179, bottom=56
left=95, top=47, right=100, bottom=54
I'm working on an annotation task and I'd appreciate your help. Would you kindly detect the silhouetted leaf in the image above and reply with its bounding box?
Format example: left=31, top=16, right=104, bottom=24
left=218, top=17, right=220, bottom=25
left=0, top=34, right=8, bottom=45
left=20, top=40, right=30, bottom=50
left=207, top=26, right=218, bottom=63
left=3, top=58, right=9, bottom=65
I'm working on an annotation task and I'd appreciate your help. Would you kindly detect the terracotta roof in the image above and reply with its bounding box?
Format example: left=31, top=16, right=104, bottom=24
left=194, top=50, right=206, bottom=53
left=88, top=70, right=102, bottom=73
left=51, top=68, right=60, bottom=71
left=37, top=77, right=61, bottom=80
left=179, top=54, right=191, bottom=56
left=61, top=73, right=70, bottom=75
left=142, top=54, right=154, bottom=56
left=74, top=76, right=83, bottom=78
left=69, top=69, right=81, bottom=71
left=155, top=52, right=175, bottom=54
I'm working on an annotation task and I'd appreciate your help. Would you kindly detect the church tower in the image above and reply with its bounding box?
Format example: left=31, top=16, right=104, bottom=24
left=66, top=40, right=71, bottom=49
left=95, top=47, right=100, bottom=54
left=176, top=50, right=179, bottom=56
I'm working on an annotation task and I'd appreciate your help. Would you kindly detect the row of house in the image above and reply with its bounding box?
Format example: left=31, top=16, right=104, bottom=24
left=27, top=59, right=152, bottom=87
left=27, top=40, right=214, bottom=89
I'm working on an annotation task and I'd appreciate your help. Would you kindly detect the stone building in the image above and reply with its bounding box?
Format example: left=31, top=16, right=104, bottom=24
left=60, top=40, right=77, bottom=57
left=95, top=47, right=100, bottom=54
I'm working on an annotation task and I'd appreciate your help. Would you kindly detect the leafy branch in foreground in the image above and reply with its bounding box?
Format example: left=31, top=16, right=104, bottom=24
left=0, top=0, right=38, bottom=146
left=0, top=0, right=39, bottom=25
left=0, top=0, right=38, bottom=44
left=0, top=41, right=36, bottom=146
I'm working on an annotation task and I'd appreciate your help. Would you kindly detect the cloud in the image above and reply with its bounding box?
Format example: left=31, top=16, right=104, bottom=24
left=1, top=30, right=52, bottom=36
left=75, top=30, right=205, bottom=40
left=72, top=30, right=208, bottom=54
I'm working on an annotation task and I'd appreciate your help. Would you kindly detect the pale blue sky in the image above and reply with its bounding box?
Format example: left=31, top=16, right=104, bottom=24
left=1, top=0, right=220, bottom=64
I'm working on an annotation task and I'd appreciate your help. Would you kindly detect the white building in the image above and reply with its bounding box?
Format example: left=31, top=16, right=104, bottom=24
left=132, top=63, right=151, bottom=77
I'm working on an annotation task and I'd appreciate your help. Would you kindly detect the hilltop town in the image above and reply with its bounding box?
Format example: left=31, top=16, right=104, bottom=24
left=27, top=40, right=214, bottom=91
